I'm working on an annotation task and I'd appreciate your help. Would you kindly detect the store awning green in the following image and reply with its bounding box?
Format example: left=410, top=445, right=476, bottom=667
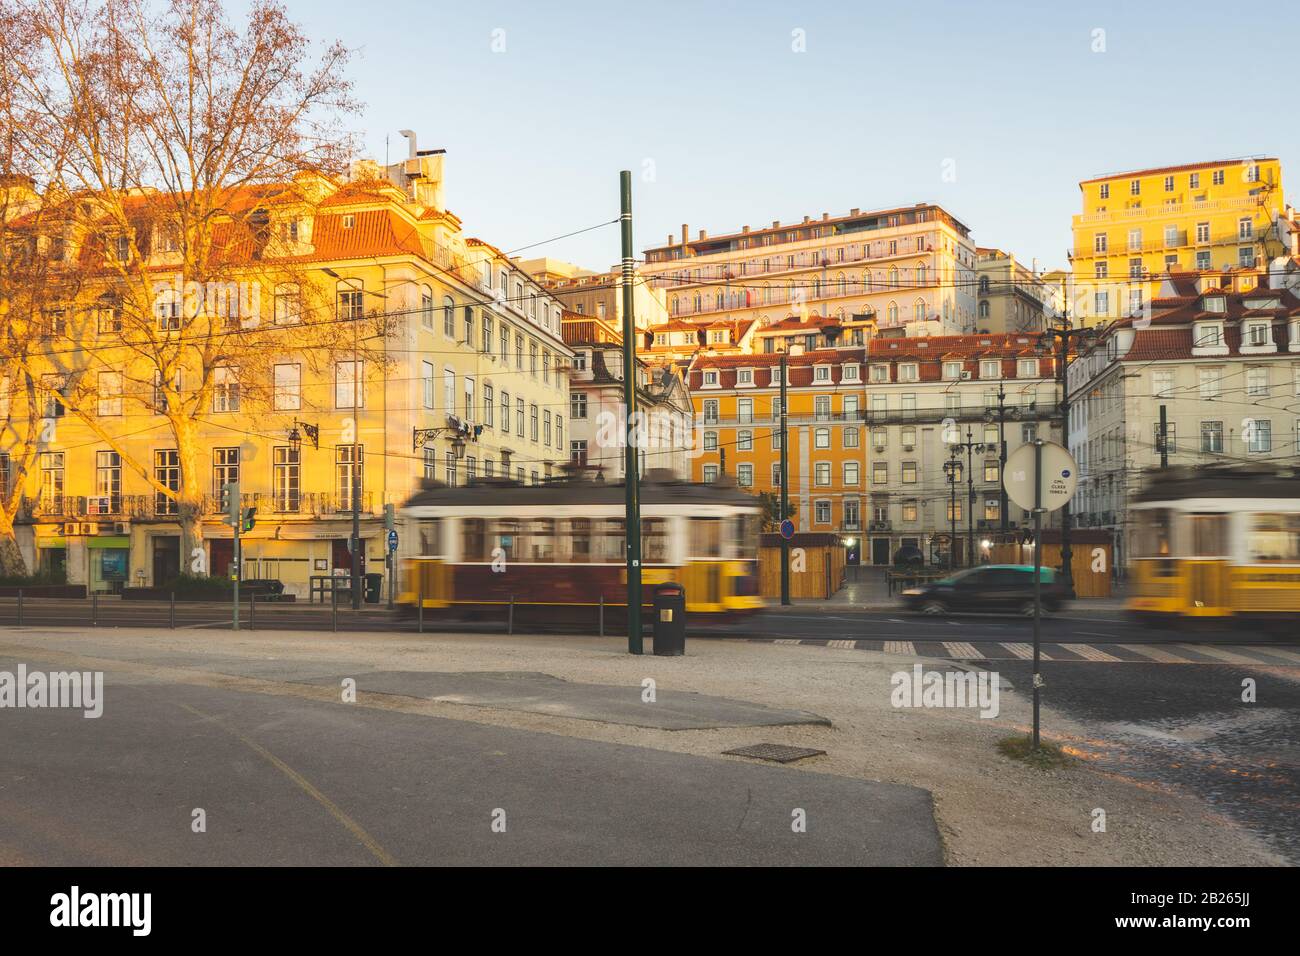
left=39, top=537, right=66, bottom=549
left=86, top=536, right=130, bottom=549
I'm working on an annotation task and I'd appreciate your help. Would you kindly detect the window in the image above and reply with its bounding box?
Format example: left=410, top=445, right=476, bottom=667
left=94, top=451, right=122, bottom=513
left=213, top=447, right=240, bottom=498
left=980, top=359, right=1001, bottom=379
left=814, top=462, right=831, bottom=486
left=156, top=291, right=181, bottom=331
left=872, top=462, right=888, bottom=484
left=947, top=500, right=963, bottom=522
left=771, top=463, right=782, bottom=488
left=419, top=287, right=434, bottom=330
left=571, top=392, right=588, bottom=419
left=1152, top=370, right=1173, bottom=397
left=1017, top=358, right=1038, bottom=378
left=530, top=404, right=539, bottom=441
left=814, top=427, right=830, bottom=449
left=1099, top=183, right=1110, bottom=199
left=464, top=376, right=475, bottom=420
left=1246, top=419, right=1272, bottom=453
left=737, top=464, right=753, bottom=488
left=335, top=361, right=362, bottom=409
left=571, top=440, right=588, bottom=466
left=275, top=283, right=301, bottom=325
left=814, top=396, right=831, bottom=421
left=738, top=397, right=753, bottom=423
left=814, top=500, right=831, bottom=524
left=336, top=445, right=363, bottom=509
left=1195, top=222, right=1210, bottom=244
left=1239, top=217, right=1254, bottom=240
left=870, top=364, right=889, bottom=383
left=984, top=460, right=999, bottom=483
left=482, top=313, right=493, bottom=354
left=445, top=451, right=457, bottom=487
left=942, top=361, right=962, bottom=380
left=213, top=366, right=240, bottom=412
left=703, top=432, right=718, bottom=451
left=97, top=299, right=121, bottom=334
left=443, top=368, right=455, bottom=413
left=702, top=399, right=719, bottom=424
left=1129, top=178, right=1141, bottom=195
left=813, top=366, right=830, bottom=383
left=483, top=384, right=494, bottom=428
left=516, top=398, right=524, bottom=435
left=1212, top=169, right=1225, bottom=185
left=544, top=410, right=552, bottom=446
left=702, top=370, right=719, bottom=386
left=154, top=450, right=179, bottom=515
left=1094, top=233, right=1107, bottom=253
left=336, top=281, right=364, bottom=321
left=1095, top=291, right=1109, bottom=314
left=843, top=427, right=859, bottom=449
left=901, top=460, right=917, bottom=484
left=703, top=465, right=718, bottom=484
left=1247, top=513, right=1300, bottom=564
left=274, top=363, right=301, bottom=411
left=273, top=446, right=300, bottom=511
left=737, top=430, right=753, bottom=451
left=1200, top=420, right=1223, bottom=454
left=1246, top=367, right=1269, bottom=397
left=97, top=371, right=122, bottom=416
left=1245, top=322, right=1271, bottom=347
left=1154, top=423, right=1177, bottom=457
left=842, top=364, right=860, bottom=382
left=501, top=391, right=511, bottom=433
left=443, top=296, right=456, bottom=337
left=1239, top=247, right=1256, bottom=268
left=422, top=362, right=435, bottom=409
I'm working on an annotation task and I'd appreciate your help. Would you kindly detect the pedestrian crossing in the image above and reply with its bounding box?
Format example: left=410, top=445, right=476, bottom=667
left=753, top=636, right=1300, bottom=666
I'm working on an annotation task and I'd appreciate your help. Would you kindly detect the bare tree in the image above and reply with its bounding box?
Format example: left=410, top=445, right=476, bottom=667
left=3, top=0, right=371, bottom=563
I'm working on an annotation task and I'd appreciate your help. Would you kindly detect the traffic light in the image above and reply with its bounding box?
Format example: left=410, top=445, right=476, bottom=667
left=221, top=482, right=240, bottom=526
left=241, top=506, right=257, bottom=533
left=384, top=503, right=395, bottom=532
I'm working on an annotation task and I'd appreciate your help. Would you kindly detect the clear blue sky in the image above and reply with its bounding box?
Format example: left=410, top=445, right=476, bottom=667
left=277, top=0, right=1298, bottom=272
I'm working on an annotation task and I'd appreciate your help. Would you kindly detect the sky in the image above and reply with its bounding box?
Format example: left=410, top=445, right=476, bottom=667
left=270, top=0, right=1300, bottom=273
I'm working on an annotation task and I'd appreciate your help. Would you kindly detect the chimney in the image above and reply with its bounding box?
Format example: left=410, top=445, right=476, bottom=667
left=698, top=229, right=707, bottom=240
left=822, top=212, right=829, bottom=221
left=681, top=224, right=689, bottom=246
left=772, top=220, right=780, bottom=229
left=667, top=234, right=674, bottom=247
left=850, top=208, right=860, bottom=216
left=742, top=225, right=750, bottom=234
left=802, top=215, right=810, bottom=224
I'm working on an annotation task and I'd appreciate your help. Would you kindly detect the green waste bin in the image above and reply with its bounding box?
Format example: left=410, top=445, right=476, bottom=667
left=364, top=572, right=383, bottom=604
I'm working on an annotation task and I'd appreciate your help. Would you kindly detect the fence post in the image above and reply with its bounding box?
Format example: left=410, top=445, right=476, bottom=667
left=249, top=591, right=256, bottom=630
left=331, top=584, right=338, bottom=633
left=169, top=591, right=176, bottom=629
left=91, top=590, right=98, bottom=627
left=17, top=588, right=23, bottom=627
left=508, top=594, right=514, bottom=635
left=599, top=594, right=604, bottom=637
left=417, top=571, right=424, bottom=634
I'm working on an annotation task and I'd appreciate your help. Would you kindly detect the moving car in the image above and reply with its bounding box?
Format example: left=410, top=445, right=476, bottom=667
left=900, top=565, right=1066, bottom=616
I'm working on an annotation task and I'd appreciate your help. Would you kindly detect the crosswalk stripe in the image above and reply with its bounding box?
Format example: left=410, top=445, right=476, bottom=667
left=827, top=640, right=856, bottom=649
left=1119, top=643, right=1192, bottom=663
left=1250, top=645, right=1300, bottom=664
left=1070, top=644, right=1122, bottom=662
left=774, top=639, right=803, bottom=646
left=883, top=641, right=915, bottom=656
left=1180, top=644, right=1269, bottom=665
left=1001, top=642, right=1051, bottom=660
left=942, top=641, right=980, bottom=658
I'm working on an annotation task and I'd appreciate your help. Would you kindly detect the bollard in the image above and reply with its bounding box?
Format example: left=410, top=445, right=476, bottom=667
left=507, top=594, right=514, bottom=635
left=331, top=584, right=338, bottom=633
left=249, top=591, right=256, bottom=630
left=417, top=572, right=425, bottom=634
left=91, top=590, right=98, bottom=627
left=599, top=594, right=604, bottom=637
left=17, top=588, right=23, bottom=627
left=169, top=591, right=176, bottom=629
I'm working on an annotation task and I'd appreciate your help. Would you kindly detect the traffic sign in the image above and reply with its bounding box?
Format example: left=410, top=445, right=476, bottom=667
left=1004, top=441, right=1078, bottom=513
left=779, top=519, right=795, bottom=540
left=387, top=529, right=399, bottom=553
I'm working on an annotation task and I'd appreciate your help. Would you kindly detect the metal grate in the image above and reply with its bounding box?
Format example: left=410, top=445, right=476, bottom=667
left=723, top=743, right=826, bottom=764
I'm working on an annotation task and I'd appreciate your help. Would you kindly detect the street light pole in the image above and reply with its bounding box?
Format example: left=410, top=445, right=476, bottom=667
left=965, top=426, right=976, bottom=568
left=351, top=305, right=362, bottom=610
left=779, top=349, right=790, bottom=605
left=619, top=171, right=642, bottom=654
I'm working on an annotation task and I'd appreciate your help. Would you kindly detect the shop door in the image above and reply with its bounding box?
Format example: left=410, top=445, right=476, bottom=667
left=207, top=539, right=233, bottom=580
left=153, top=535, right=181, bottom=585
left=871, top=538, right=891, bottom=566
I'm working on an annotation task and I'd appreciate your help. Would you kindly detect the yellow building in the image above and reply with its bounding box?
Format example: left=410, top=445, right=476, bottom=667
left=2, top=145, right=572, bottom=597
left=1069, top=157, right=1288, bottom=324
left=685, top=348, right=868, bottom=541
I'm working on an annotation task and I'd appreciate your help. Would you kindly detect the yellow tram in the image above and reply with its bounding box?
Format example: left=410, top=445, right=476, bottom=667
left=397, top=472, right=764, bottom=624
left=1128, top=465, right=1300, bottom=629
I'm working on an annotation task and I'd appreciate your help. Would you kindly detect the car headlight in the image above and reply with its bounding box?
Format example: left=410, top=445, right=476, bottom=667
left=901, top=588, right=924, bottom=596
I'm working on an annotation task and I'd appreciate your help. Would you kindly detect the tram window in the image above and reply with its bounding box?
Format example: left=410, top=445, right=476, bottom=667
left=494, top=519, right=521, bottom=561
left=734, top=513, right=760, bottom=560
left=529, top=519, right=555, bottom=561
left=1135, top=509, right=1172, bottom=558
left=462, top=518, right=487, bottom=562
left=690, top=517, right=723, bottom=558
left=1247, top=513, right=1300, bottom=563
left=599, top=520, right=625, bottom=562
left=1190, top=513, right=1227, bottom=556
left=569, top=519, right=592, bottom=562
left=418, top=518, right=443, bottom=557
left=642, top=518, right=667, bottom=564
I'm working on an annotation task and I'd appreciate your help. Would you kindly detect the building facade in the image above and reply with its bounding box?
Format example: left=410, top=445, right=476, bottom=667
left=3, top=145, right=572, bottom=597
left=520, top=258, right=668, bottom=331
left=1069, top=157, right=1288, bottom=325
left=1067, top=272, right=1300, bottom=568
left=974, top=247, right=1058, bottom=334
left=641, top=203, right=980, bottom=341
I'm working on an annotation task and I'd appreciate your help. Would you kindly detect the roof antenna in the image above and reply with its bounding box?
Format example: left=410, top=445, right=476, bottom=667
left=399, top=130, right=418, bottom=159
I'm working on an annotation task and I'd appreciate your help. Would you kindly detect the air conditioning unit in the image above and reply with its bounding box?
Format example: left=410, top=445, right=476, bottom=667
left=112, top=521, right=130, bottom=534
left=874, top=444, right=886, bottom=453
left=903, top=444, right=914, bottom=452
left=960, top=370, right=973, bottom=380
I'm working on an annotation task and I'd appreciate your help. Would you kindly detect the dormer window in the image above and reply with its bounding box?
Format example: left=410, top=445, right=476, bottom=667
left=1194, top=323, right=1222, bottom=347
left=1244, top=297, right=1281, bottom=311
left=898, top=363, right=919, bottom=383
left=870, top=364, right=889, bottom=383
left=737, top=368, right=754, bottom=385
left=702, top=370, right=719, bottom=387
left=1017, top=358, right=1039, bottom=378
left=813, top=365, right=831, bottom=383
left=342, top=214, right=355, bottom=229
left=841, top=364, right=860, bottom=382
left=1242, top=320, right=1275, bottom=353
left=942, top=360, right=962, bottom=380
left=1202, top=295, right=1226, bottom=313
left=979, top=359, right=1001, bottom=379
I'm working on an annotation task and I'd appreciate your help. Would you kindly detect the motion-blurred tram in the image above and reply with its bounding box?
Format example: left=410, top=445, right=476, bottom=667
left=398, top=472, right=764, bottom=625
left=1129, top=465, right=1300, bottom=630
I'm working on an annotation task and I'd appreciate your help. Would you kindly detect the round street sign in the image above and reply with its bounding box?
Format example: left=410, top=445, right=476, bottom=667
left=779, top=519, right=795, bottom=540
left=1004, top=441, right=1078, bottom=513
left=387, top=529, right=399, bottom=553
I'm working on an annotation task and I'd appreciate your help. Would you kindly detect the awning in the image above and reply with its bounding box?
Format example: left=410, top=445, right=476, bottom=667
left=87, top=536, right=130, bottom=550
left=37, top=537, right=67, bottom=549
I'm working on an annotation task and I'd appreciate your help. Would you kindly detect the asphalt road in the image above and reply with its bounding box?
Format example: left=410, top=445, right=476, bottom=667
left=0, top=653, right=941, bottom=867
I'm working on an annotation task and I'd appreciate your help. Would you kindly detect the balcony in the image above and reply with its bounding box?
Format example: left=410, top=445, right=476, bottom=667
left=1074, top=195, right=1259, bottom=226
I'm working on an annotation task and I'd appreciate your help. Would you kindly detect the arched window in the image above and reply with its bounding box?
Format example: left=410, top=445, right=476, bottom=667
left=336, top=278, right=364, bottom=321
left=887, top=301, right=898, bottom=325
left=419, top=285, right=434, bottom=329
left=889, top=266, right=899, bottom=288
left=443, top=295, right=455, bottom=337
left=155, top=289, right=182, bottom=331
left=862, top=271, right=871, bottom=291
left=916, top=262, right=927, bottom=285
left=979, top=300, right=990, bottom=318
left=978, top=275, right=990, bottom=294
left=913, top=298, right=926, bottom=322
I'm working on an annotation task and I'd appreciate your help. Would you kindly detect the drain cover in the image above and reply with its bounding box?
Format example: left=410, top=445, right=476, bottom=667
left=723, top=743, right=825, bottom=763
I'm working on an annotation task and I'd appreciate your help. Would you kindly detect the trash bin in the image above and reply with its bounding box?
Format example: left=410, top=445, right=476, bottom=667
left=652, top=582, right=686, bottom=656
left=364, top=572, right=383, bottom=604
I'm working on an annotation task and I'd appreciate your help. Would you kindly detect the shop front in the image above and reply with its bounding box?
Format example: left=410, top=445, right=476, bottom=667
left=88, top=536, right=130, bottom=593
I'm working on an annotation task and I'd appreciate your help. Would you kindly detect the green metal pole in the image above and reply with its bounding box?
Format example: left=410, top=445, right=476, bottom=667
left=620, top=170, right=642, bottom=654
left=232, top=524, right=240, bottom=632
left=779, top=351, right=790, bottom=605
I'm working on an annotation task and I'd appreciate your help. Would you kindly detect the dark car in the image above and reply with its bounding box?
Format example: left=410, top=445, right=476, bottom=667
left=900, top=565, right=1066, bottom=616
left=892, top=544, right=925, bottom=570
